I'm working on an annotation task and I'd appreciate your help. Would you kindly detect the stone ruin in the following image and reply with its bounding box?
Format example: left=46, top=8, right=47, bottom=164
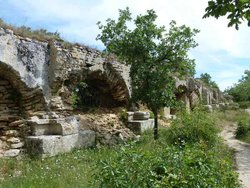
left=0, top=27, right=226, bottom=158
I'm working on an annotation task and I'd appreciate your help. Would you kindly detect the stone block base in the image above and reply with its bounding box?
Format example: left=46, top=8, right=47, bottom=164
left=26, top=130, right=95, bottom=158
left=127, top=119, right=154, bottom=135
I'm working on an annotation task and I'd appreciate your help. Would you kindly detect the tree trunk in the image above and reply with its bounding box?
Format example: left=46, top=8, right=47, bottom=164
left=153, top=111, right=158, bottom=140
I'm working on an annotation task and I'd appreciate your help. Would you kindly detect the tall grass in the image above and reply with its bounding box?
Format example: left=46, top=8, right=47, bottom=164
left=0, top=109, right=240, bottom=188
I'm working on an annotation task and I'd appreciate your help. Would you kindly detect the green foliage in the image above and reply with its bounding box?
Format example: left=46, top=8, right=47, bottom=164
left=203, top=0, right=250, bottom=29
left=0, top=149, right=112, bottom=187
left=198, top=73, right=219, bottom=89
left=119, top=109, right=128, bottom=123
left=225, top=69, right=250, bottom=103
left=71, top=82, right=100, bottom=109
left=149, top=111, right=155, bottom=118
left=236, top=117, right=250, bottom=140
left=238, top=101, right=250, bottom=109
left=0, top=110, right=240, bottom=187
left=93, top=134, right=239, bottom=188
left=165, top=108, right=219, bottom=147
left=97, top=7, right=199, bottom=139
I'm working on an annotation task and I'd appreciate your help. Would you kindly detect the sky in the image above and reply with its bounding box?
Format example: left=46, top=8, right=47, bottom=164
left=0, top=0, right=249, bottom=90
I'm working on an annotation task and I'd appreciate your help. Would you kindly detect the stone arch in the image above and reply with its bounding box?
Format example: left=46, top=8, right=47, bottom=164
left=0, top=62, right=46, bottom=157
left=171, top=85, right=190, bottom=114
left=60, top=62, right=130, bottom=109
left=85, top=62, right=129, bottom=106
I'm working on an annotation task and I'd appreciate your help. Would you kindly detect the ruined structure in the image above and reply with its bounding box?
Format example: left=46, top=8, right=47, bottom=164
left=0, top=27, right=131, bottom=157
left=0, top=27, right=225, bottom=157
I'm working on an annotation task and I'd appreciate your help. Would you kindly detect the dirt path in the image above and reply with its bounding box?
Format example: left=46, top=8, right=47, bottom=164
left=220, top=125, right=250, bottom=188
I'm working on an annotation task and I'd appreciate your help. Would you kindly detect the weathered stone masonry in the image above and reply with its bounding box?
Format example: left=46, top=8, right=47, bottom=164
left=0, top=27, right=225, bottom=157
left=0, top=27, right=130, bottom=157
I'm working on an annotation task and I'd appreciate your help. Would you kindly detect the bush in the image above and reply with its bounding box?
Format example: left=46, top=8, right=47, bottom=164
left=236, top=118, right=250, bottom=139
left=238, top=101, right=250, bottom=109
left=93, top=141, right=240, bottom=188
left=119, top=109, right=128, bottom=123
left=165, top=109, right=218, bottom=147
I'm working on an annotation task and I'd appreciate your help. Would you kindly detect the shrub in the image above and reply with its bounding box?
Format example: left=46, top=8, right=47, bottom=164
left=236, top=118, right=250, bottom=138
left=93, top=141, right=240, bottom=188
left=238, top=101, right=250, bottom=109
left=119, top=109, right=128, bottom=123
left=165, top=109, right=218, bottom=147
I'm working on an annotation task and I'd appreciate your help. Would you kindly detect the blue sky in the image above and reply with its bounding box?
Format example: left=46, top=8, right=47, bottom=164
left=0, top=0, right=249, bottom=90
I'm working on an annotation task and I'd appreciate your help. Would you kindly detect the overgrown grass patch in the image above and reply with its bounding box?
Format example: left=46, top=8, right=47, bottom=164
left=0, top=109, right=240, bottom=188
left=0, top=148, right=117, bottom=188
left=235, top=117, right=250, bottom=143
left=93, top=110, right=240, bottom=188
left=93, top=133, right=239, bottom=188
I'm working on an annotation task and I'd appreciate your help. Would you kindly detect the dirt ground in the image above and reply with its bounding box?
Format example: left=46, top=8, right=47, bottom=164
left=220, top=124, right=250, bottom=188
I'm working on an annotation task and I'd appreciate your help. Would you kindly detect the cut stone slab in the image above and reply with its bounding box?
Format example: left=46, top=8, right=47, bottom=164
left=28, top=119, right=62, bottom=136
left=28, top=116, right=79, bottom=136
left=7, top=137, right=21, bottom=144
left=133, top=111, right=150, bottom=120
left=4, top=149, right=20, bottom=157
left=127, top=119, right=154, bottom=135
left=11, top=142, right=24, bottom=149
left=26, top=130, right=95, bottom=158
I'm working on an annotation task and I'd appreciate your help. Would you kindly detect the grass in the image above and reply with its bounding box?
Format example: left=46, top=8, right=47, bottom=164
left=0, top=148, right=117, bottom=188
left=239, top=134, right=250, bottom=143
left=0, top=109, right=240, bottom=188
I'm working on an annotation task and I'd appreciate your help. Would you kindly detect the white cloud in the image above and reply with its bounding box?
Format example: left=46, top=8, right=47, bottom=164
left=3, top=0, right=250, bottom=90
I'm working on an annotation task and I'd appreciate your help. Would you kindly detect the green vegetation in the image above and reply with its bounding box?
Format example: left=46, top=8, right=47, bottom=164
left=214, top=109, right=250, bottom=143
left=93, top=110, right=239, bottom=187
left=97, top=8, right=199, bottom=139
left=225, top=69, right=250, bottom=108
left=236, top=116, right=250, bottom=143
left=197, top=73, right=219, bottom=89
left=165, top=109, right=219, bottom=147
left=203, top=0, right=250, bottom=29
left=0, top=19, right=62, bottom=42
left=0, top=148, right=116, bottom=188
left=0, top=109, right=240, bottom=187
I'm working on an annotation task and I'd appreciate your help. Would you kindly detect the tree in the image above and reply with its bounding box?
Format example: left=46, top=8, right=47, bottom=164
left=203, top=0, right=250, bottom=29
left=97, top=8, right=199, bottom=139
left=198, top=73, right=219, bottom=89
left=226, top=69, right=250, bottom=102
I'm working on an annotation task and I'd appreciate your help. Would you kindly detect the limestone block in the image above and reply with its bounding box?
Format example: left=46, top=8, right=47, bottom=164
left=127, top=112, right=134, bottom=121
left=11, top=142, right=24, bottom=149
left=26, top=131, right=95, bottom=158
left=57, top=116, right=80, bottom=136
left=0, top=139, right=8, bottom=149
left=26, top=135, right=64, bottom=157
left=127, top=119, right=154, bottom=134
left=7, top=137, right=21, bottom=144
left=30, top=122, right=62, bottom=136
left=78, top=130, right=96, bottom=148
left=0, top=136, right=7, bottom=141
left=163, top=107, right=171, bottom=118
left=3, top=130, right=19, bottom=137
left=204, top=105, right=213, bottom=112
left=4, top=149, right=20, bottom=157
left=133, top=111, right=150, bottom=120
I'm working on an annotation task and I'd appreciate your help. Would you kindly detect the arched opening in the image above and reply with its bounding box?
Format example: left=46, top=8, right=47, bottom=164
left=0, top=62, right=46, bottom=157
left=0, top=76, right=25, bottom=155
left=62, top=63, right=130, bottom=110
left=170, top=85, right=190, bottom=115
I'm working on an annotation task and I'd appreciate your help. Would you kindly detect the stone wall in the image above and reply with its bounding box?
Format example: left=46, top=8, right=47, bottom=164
left=0, top=27, right=130, bottom=157
left=0, top=26, right=226, bottom=157
left=173, top=77, right=226, bottom=114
